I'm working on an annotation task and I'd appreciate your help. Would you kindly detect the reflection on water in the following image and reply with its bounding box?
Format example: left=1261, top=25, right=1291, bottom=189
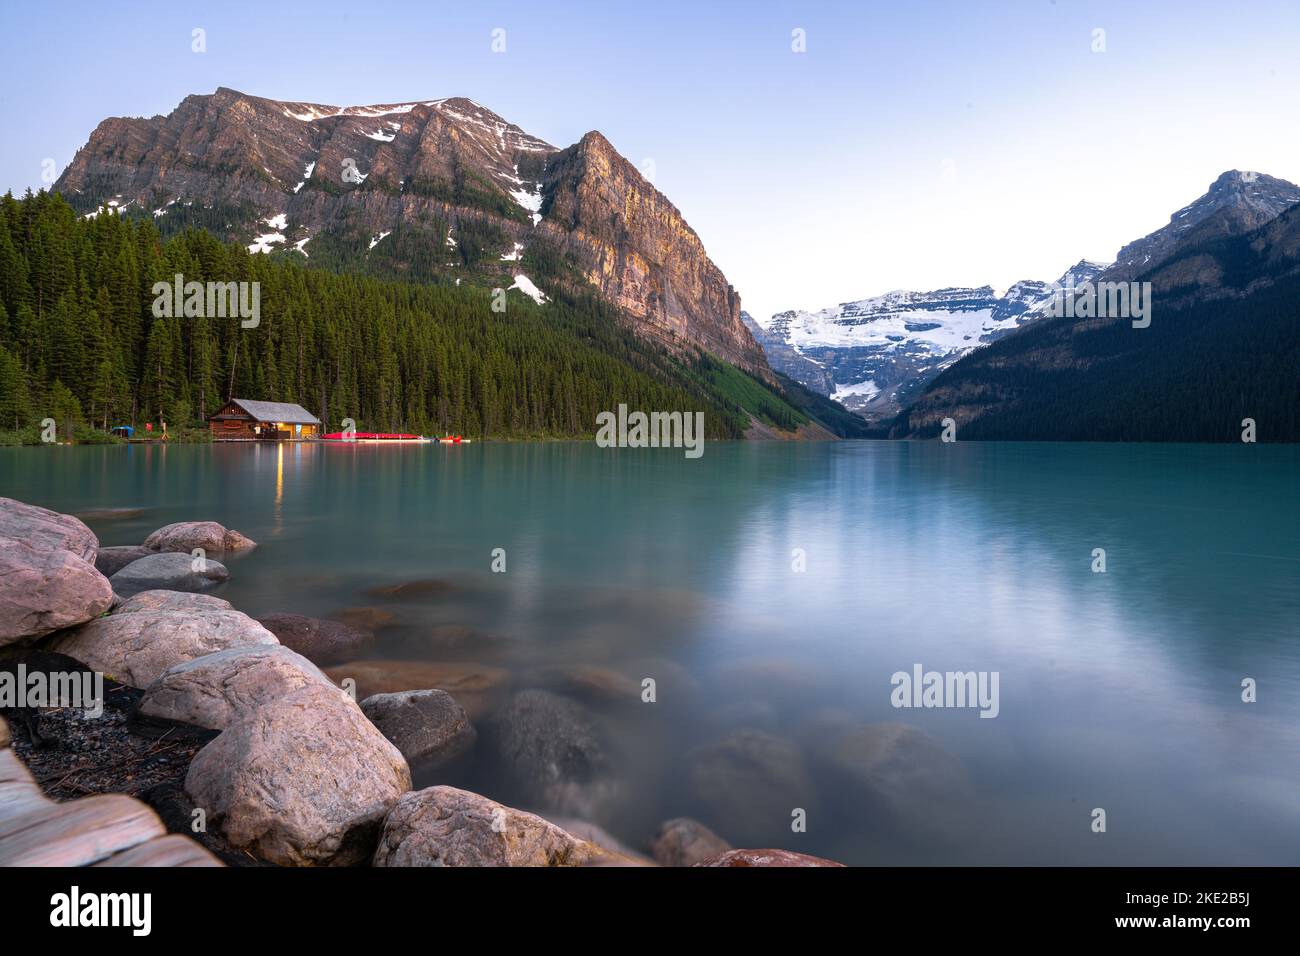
left=3, top=440, right=1298, bottom=864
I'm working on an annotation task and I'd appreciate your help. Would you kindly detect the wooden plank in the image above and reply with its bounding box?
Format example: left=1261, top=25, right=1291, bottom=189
left=0, top=794, right=164, bottom=867
left=95, top=834, right=224, bottom=868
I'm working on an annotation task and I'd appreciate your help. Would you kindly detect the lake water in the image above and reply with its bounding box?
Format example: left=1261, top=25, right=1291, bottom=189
left=3, top=440, right=1298, bottom=865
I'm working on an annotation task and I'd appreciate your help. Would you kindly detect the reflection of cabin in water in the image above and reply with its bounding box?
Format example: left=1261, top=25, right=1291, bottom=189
left=207, top=399, right=321, bottom=441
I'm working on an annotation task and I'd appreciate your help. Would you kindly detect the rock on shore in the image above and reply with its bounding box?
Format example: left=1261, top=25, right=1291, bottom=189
left=185, top=682, right=411, bottom=866
left=109, top=552, right=229, bottom=600
left=372, top=786, right=619, bottom=867
left=0, top=498, right=112, bottom=646
left=49, top=590, right=277, bottom=688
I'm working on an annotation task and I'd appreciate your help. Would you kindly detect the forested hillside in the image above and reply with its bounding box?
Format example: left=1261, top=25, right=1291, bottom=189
left=0, top=190, right=860, bottom=441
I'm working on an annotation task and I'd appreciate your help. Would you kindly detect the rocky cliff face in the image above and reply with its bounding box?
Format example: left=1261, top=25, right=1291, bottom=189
left=540, top=132, right=768, bottom=377
left=55, top=88, right=769, bottom=377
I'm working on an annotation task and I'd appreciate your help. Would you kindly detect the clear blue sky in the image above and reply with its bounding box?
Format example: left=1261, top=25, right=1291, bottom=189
left=4, top=0, right=1299, bottom=321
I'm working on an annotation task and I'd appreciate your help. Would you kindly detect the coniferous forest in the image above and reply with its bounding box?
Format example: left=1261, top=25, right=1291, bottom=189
left=0, top=190, right=863, bottom=442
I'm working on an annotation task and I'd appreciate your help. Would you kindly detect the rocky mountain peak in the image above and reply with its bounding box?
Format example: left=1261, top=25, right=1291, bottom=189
left=1107, top=170, right=1300, bottom=279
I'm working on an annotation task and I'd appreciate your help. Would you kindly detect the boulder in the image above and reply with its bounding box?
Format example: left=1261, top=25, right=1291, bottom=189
left=143, top=520, right=256, bottom=556
left=372, top=786, right=614, bottom=867
left=0, top=537, right=113, bottom=646
left=185, top=682, right=410, bottom=866
left=359, top=689, right=476, bottom=768
left=694, top=849, right=845, bottom=867
left=109, top=552, right=228, bottom=600
left=805, top=722, right=970, bottom=833
left=139, top=644, right=334, bottom=731
left=684, top=730, right=820, bottom=846
left=0, top=497, right=98, bottom=562
left=48, top=591, right=277, bottom=688
left=256, top=612, right=375, bottom=666
left=112, top=590, right=232, bottom=615
left=486, top=689, right=617, bottom=817
left=524, top=664, right=641, bottom=704
left=651, top=817, right=733, bottom=867
left=94, top=545, right=153, bottom=577
left=324, top=660, right=508, bottom=721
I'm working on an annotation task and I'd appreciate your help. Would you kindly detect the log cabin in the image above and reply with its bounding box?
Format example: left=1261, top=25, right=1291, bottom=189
left=207, top=399, right=322, bottom=441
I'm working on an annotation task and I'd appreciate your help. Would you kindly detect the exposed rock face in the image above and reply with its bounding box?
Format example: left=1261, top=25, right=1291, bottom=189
left=540, top=131, right=770, bottom=377
left=94, top=545, right=153, bottom=577
left=650, top=817, right=733, bottom=867
left=359, top=689, right=476, bottom=768
left=693, top=848, right=844, bottom=867
left=56, top=88, right=771, bottom=378
left=0, top=498, right=111, bottom=646
left=143, top=520, right=256, bottom=555
left=48, top=590, right=277, bottom=688
left=109, top=551, right=229, bottom=599
left=684, top=730, right=819, bottom=846
left=372, top=786, right=611, bottom=867
left=139, top=644, right=333, bottom=731
left=256, top=612, right=375, bottom=666
left=185, top=682, right=410, bottom=866
left=486, top=689, right=617, bottom=818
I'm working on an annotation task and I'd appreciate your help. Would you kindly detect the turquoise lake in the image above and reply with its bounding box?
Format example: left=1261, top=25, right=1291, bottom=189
left=3, top=440, right=1297, bottom=865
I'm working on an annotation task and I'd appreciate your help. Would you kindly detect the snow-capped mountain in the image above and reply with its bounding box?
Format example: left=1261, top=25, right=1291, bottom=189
left=749, top=261, right=1107, bottom=420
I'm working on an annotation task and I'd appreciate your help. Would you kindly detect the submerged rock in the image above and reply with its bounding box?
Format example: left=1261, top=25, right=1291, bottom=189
left=109, top=552, right=228, bottom=600
left=651, top=817, right=733, bottom=867
left=805, top=721, right=971, bottom=837
left=49, top=590, right=277, bottom=688
left=94, top=545, right=153, bottom=577
left=359, top=689, right=476, bottom=768
left=693, top=848, right=844, bottom=867
left=257, top=612, right=375, bottom=666
left=324, top=660, right=508, bottom=721
left=486, top=689, right=617, bottom=818
left=363, top=578, right=462, bottom=600
left=330, top=606, right=397, bottom=633
left=144, top=520, right=256, bottom=556
left=524, top=664, right=641, bottom=704
left=684, top=730, right=820, bottom=846
left=140, top=645, right=334, bottom=731
left=185, top=682, right=410, bottom=866
left=372, top=786, right=618, bottom=867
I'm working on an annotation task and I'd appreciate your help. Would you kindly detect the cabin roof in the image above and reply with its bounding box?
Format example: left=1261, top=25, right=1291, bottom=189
left=217, top=399, right=322, bottom=425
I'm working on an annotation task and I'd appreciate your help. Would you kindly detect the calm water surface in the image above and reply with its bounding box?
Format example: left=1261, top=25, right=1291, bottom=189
left=3, top=440, right=1297, bottom=865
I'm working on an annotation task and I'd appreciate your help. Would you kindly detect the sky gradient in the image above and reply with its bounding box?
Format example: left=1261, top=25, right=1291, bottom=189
left=4, top=0, right=1299, bottom=322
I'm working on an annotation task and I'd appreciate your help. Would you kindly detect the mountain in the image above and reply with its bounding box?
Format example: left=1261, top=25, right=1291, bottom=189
left=1104, top=170, right=1300, bottom=280
left=53, top=87, right=769, bottom=379
left=888, top=171, right=1300, bottom=441
left=747, top=261, right=1106, bottom=421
